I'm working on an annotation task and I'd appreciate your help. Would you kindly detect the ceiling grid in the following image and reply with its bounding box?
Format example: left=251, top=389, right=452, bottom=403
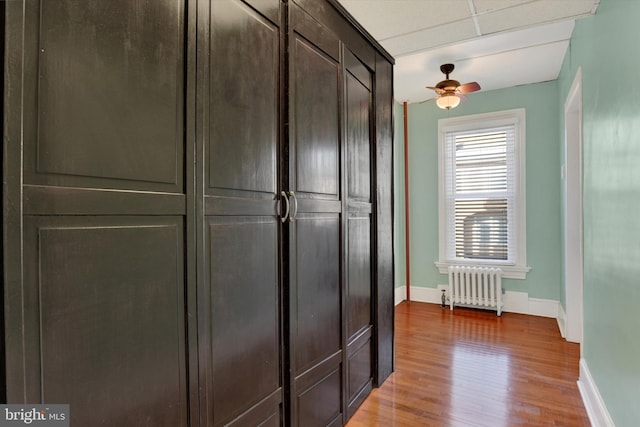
left=467, top=0, right=483, bottom=37
left=339, top=0, right=599, bottom=103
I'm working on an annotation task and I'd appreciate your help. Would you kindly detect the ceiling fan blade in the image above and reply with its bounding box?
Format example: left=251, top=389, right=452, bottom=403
left=426, top=86, right=445, bottom=94
left=457, top=81, right=481, bottom=94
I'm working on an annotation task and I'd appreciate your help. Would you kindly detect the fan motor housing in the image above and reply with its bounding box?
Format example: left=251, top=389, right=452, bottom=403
left=436, top=79, right=460, bottom=90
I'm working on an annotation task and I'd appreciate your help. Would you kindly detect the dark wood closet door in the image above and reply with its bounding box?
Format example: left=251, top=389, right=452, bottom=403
left=201, top=1, right=283, bottom=426
left=4, top=0, right=194, bottom=425
left=343, top=48, right=374, bottom=420
left=287, top=4, right=343, bottom=427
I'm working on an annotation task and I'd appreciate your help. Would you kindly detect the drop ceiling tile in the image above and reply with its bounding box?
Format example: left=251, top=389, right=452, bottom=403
left=382, top=19, right=478, bottom=57
left=464, top=41, right=570, bottom=89
left=454, top=21, right=573, bottom=62
left=472, top=0, right=532, bottom=15
left=477, top=0, right=596, bottom=34
left=339, top=0, right=472, bottom=41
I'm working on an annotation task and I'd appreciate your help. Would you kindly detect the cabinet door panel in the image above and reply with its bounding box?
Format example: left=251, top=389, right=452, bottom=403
left=344, top=48, right=374, bottom=419
left=209, top=0, right=278, bottom=195
left=297, top=368, right=342, bottom=427
left=346, top=72, right=371, bottom=202
left=291, top=35, right=339, bottom=198
left=347, top=336, right=372, bottom=404
left=347, top=216, right=372, bottom=339
left=32, top=0, right=184, bottom=191
left=23, top=217, right=187, bottom=426
left=207, top=217, right=281, bottom=426
left=293, top=215, right=341, bottom=371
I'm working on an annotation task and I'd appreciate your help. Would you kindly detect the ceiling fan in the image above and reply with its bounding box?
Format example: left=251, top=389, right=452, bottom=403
left=427, top=63, right=481, bottom=110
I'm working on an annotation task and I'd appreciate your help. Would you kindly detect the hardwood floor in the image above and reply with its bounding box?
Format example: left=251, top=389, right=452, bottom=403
left=347, top=301, right=590, bottom=426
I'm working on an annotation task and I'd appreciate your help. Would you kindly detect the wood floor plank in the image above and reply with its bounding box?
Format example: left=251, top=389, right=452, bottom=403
left=346, top=302, right=590, bottom=426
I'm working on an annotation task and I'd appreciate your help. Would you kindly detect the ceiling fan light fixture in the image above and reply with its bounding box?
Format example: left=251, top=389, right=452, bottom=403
left=428, top=63, right=480, bottom=110
left=436, top=92, right=461, bottom=110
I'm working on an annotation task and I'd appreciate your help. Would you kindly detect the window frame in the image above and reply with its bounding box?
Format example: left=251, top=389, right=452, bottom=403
left=435, top=108, right=530, bottom=279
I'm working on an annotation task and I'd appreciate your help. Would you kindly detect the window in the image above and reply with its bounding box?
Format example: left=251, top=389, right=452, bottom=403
left=436, top=109, right=530, bottom=279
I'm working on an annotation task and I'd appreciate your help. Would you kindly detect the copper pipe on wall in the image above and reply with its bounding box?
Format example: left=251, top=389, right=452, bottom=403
left=403, top=102, right=411, bottom=302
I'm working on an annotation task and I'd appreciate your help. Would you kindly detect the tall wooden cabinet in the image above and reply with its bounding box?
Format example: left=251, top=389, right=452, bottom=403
left=2, top=1, right=394, bottom=426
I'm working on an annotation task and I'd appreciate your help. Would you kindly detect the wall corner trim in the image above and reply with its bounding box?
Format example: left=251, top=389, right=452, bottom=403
left=577, top=358, right=615, bottom=427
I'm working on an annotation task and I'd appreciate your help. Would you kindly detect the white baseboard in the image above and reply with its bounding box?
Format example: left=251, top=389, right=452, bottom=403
left=557, top=304, right=567, bottom=338
left=502, top=290, right=528, bottom=313
left=409, top=286, right=445, bottom=305
left=395, top=285, right=445, bottom=306
left=394, top=286, right=405, bottom=306
left=395, top=286, right=560, bottom=319
left=578, top=358, right=615, bottom=427
left=527, top=296, right=560, bottom=318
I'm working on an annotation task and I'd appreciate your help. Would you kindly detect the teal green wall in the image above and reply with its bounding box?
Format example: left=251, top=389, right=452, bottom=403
left=557, top=0, right=640, bottom=424
left=392, top=0, right=640, bottom=422
left=398, top=81, right=562, bottom=299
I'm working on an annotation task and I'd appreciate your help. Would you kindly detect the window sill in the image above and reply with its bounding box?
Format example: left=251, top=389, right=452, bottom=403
left=435, top=261, right=531, bottom=280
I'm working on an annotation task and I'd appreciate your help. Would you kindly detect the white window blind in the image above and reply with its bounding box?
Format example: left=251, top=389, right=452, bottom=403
left=444, top=125, right=516, bottom=262
left=437, top=108, right=529, bottom=279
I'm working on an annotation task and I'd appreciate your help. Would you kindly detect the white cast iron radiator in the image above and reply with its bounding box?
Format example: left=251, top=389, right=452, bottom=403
left=448, top=265, right=504, bottom=316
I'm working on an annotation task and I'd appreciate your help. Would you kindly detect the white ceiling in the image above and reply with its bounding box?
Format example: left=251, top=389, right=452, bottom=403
left=338, top=0, right=599, bottom=104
